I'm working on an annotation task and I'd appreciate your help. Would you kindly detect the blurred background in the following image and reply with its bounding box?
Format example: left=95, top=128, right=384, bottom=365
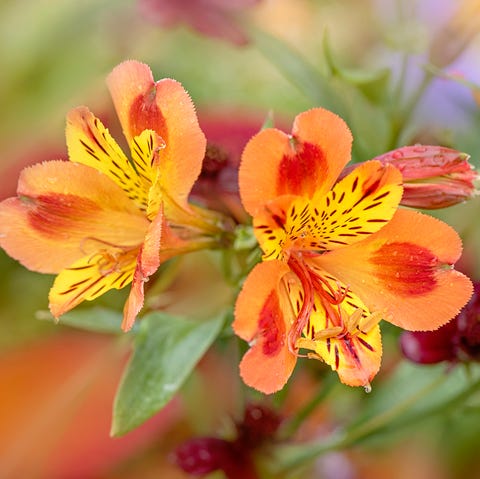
left=1, top=0, right=480, bottom=478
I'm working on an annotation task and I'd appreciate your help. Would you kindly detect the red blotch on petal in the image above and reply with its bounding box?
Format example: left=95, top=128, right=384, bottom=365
left=277, top=141, right=327, bottom=197
left=258, top=291, right=286, bottom=356
left=371, top=242, right=437, bottom=296
left=129, top=86, right=167, bottom=140
left=27, top=194, right=100, bottom=238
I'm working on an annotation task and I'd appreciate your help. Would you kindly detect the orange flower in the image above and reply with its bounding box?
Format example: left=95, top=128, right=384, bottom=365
left=0, top=60, right=224, bottom=331
left=233, top=108, right=472, bottom=393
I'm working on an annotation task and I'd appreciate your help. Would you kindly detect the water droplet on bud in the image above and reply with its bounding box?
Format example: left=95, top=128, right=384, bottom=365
left=364, top=383, right=372, bottom=393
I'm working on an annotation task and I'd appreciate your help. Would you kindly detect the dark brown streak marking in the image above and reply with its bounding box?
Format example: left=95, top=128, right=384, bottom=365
left=67, top=264, right=95, bottom=271
left=351, top=176, right=359, bottom=192
left=272, top=214, right=284, bottom=229
left=363, top=201, right=382, bottom=211
left=372, top=191, right=390, bottom=201
left=357, top=336, right=375, bottom=352
left=85, top=149, right=101, bottom=162
left=86, top=125, right=109, bottom=156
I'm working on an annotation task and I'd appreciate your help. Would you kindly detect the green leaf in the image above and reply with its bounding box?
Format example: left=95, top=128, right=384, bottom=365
left=38, top=307, right=129, bottom=334
left=111, top=311, right=225, bottom=436
left=250, top=27, right=345, bottom=113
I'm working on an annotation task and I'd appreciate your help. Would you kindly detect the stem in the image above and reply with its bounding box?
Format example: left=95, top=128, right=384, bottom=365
left=392, top=52, right=410, bottom=113
left=390, top=69, right=434, bottom=148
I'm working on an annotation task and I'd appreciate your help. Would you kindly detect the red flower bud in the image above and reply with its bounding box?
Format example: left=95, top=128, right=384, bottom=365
left=173, top=403, right=282, bottom=478
left=373, top=145, right=478, bottom=209
left=236, top=403, right=283, bottom=448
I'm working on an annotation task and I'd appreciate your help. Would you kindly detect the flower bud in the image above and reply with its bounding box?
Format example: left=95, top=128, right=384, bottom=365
left=173, top=403, right=281, bottom=478
left=173, top=437, right=238, bottom=476
left=373, top=145, right=478, bottom=209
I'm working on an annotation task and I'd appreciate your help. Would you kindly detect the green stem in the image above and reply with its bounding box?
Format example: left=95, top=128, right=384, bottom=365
left=390, top=69, right=434, bottom=147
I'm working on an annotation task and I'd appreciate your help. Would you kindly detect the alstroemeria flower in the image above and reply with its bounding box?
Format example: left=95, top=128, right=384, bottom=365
left=0, top=60, right=223, bottom=331
left=233, top=108, right=472, bottom=393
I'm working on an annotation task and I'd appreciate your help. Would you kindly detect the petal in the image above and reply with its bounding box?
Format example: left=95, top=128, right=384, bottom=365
left=252, top=195, right=295, bottom=260
left=287, top=160, right=403, bottom=252
left=122, top=206, right=164, bottom=331
left=315, top=209, right=473, bottom=331
left=0, top=161, right=148, bottom=274
left=130, top=129, right=167, bottom=219
left=253, top=162, right=403, bottom=259
left=295, top=266, right=383, bottom=387
left=107, top=61, right=206, bottom=206
left=239, top=108, right=353, bottom=215
left=66, top=107, right=150, bottom=212
left=233, top=261, right=297, bottom=394
left=49, top=247, right=138, bottom=319
left=309, top=324, right=382, bottom=388
left=106, top=60, right=159, bottom=143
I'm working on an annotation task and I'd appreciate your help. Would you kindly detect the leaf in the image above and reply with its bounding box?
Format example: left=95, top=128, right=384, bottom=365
left=250, top=27, right=346, bottom=114
left=38, top=307, right=129, bottom=334
left=111, top=311, right=225, bottom=436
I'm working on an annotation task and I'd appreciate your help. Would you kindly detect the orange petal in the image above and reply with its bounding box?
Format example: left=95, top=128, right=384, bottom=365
left=107, top=60, right=206, bottom=206
left=315, top=209, right=473, bottom=331
left=239, top=108, right=353, bottom=215
left=122, top=206, right=164, bottom=331
left=233, top=260, right=296, bottom=394
left=49, top=247, right=138, bottom=319
left=0, top=161, right=148, bottom=274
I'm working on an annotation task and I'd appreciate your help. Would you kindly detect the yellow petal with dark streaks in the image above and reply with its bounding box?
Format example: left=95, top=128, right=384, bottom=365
left=66, top=107, right=148, bottom=212
left=252, top=195, right=296, bottom=261
left=285, top=161, right=403, bottom=253
left=312, top=322, right=382, bottom=389
left=297, top=265, right=383, bottom=388
left=49, top=249, right=138, bottom=319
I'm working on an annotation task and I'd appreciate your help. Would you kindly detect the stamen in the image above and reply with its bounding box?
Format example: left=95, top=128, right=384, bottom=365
left=358, top=311, right=384, bottom=334
left=346, top=308, right=364, bottom=332
left=313, top=326, right=343, bottom=340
